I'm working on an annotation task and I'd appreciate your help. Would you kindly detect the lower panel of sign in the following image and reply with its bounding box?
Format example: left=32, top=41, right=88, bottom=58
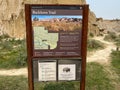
left=33, top=59, right=81, bottom=82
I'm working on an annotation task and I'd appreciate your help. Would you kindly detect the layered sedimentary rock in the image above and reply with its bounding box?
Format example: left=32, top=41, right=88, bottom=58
left=88, top=11, right=100, bottom=36
left=97, top=18, right=120, bottom=34
left=0, top=0, right=98, bottom=38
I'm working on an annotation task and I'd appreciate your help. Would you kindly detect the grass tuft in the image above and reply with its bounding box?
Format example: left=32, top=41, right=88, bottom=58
left=104, top=32, right=117, bottom=42
left=86, top=62, right=114, bottom=90
left=0, top=76, right=28, bottom=90
left=111, top=51, right=120, bottom=76
left=0, top=35, right=27, bottom=69
left=87, top=39, right=105, bottom=51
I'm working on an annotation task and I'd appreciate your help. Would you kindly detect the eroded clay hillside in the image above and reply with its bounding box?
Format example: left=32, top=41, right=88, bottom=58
left=97, top=18, right=120, bottom=34
left=0, top=0, right=98, bottom=38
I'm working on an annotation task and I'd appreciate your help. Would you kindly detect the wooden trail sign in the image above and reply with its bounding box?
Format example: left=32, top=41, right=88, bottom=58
left=25, top=4, right=89, bottom=90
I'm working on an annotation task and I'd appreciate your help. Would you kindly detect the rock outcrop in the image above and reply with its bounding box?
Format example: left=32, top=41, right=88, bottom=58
left=0, top=0, right=97, bottom=39
left=97, top=18, right=120, bottom=34
left=88, top=11, right=100, bottom=36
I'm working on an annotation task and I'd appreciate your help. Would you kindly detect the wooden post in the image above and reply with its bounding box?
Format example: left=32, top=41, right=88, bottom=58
left=80, top=5, right=89, bottom=90
left=25, top=4, right=34, bottom=90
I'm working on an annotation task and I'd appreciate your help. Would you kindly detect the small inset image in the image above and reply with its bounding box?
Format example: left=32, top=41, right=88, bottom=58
left=63, top=67, right=71, bottom=73
left=58, top=64, right=76, bottom=80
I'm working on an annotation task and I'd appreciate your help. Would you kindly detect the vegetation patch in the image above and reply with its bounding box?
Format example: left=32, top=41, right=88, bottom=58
left=0, top=62, right=116, bottom=90
left=105, top=32, right=120, bottom=62
left=89, top=32, right=94, bottom=37
left=0, top=34, right=27, bottom=69
left=0, top=76, right=28, bottom=90
left=110, top=50, right=120, bottom=89
left=87, top=39, right=105, bottom=51
left=104, top=32, right=117, bottom=42
left=114, top=34, right=120, bottom=47
left=86, top=62, right=114, bottom=90
left=111, top=50, right=120, bottom=77
left=34, top=81, right=79, bottom=90
left=44, top=82, right=75, bottom=90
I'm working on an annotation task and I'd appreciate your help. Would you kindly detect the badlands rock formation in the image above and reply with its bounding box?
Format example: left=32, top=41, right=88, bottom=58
left=0, top=0, right=98, bottom=38
left=97, top=18, right=120, bottom=34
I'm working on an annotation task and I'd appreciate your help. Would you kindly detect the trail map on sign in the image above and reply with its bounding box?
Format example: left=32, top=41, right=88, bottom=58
left=34, top=27, right=58, bottom=50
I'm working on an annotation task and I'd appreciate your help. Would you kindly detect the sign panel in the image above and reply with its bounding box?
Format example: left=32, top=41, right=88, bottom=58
left=25, top=4, right=89, bottom=90
left=58, top=64, right=76, bottom=80
left=38, top=60, right=56, bottom=81
left=58, top=59, right=81, bottom=80
left=31, top=6, right=83, bottom=57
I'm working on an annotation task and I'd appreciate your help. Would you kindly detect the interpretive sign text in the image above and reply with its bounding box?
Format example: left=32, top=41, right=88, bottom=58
left=31, top=6, right=83, bottom=57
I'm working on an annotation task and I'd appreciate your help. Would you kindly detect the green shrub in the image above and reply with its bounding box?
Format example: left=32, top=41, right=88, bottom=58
left=0, top=34, right=10, bottom=41
left=89, top=32, right=94, bottom=37
left=34, top=82, right=79, bottom=90
left=44, top=82, right=75, bottom=90
left=15, top=39, right=27, bottom=67
left=104, top=32, right=117, bottom=41
left=0, top=38, right=27, bottom=69
left=34, top=82, right=46, bottom=90
left=87, top=39, right=104, bottom=51
left=115, top=35, right=120, bottom=47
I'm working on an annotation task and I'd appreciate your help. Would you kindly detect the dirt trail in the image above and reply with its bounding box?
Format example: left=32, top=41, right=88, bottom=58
left=0, top=68, right=28, bottom=77
left=0, top=36, right=116, bottom=76
left=87, top=36, right=120, bottom=89
left=87, top=36, right=116, bottom=64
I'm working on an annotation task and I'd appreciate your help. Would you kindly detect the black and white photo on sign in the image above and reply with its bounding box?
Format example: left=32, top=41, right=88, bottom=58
left=58, top=64, right=76, bottom=80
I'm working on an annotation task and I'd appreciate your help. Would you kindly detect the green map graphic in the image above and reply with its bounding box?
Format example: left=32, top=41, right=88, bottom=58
left=33, top=27, right=58, bottom=50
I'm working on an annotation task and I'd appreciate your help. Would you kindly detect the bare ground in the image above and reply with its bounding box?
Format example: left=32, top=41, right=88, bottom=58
left=0, top=68, right=28, bottom=77
left=87, top=36, right=116, bottom=64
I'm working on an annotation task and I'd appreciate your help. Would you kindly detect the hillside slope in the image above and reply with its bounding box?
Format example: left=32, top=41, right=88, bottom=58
left=97, top=19, right=120, bottom=34
left=0, top=0, right=98, bottom=38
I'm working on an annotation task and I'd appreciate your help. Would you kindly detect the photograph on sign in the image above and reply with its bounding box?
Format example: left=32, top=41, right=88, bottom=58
left=58, top=64, right=76, bottom=80
left=31, top=6, right=83, bottom=57
left=58, top=59, right=81, bottom=81
left=38, top=60, right=56, bottom=81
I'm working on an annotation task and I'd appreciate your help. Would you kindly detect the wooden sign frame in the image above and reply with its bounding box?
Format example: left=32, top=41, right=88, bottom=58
left=25, top=4, right=89, bottom=90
